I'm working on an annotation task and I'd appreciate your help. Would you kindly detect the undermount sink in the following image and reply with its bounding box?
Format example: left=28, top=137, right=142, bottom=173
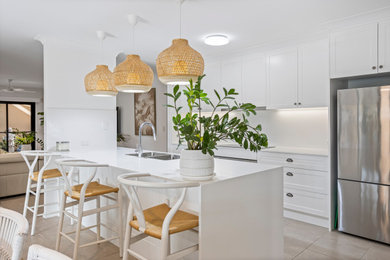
left=126, top=152, right=180, bottom=160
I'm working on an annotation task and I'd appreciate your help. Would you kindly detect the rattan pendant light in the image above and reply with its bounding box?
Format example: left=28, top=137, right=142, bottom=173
left=156, top=0, right=204, bottom=85
left=114, top=14, right=154, bottom=93
left=84, top=31, right=118, bottom=97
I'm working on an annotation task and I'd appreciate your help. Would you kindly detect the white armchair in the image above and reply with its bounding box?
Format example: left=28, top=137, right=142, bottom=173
left=0, top=207, right=29, bottom=260
left=27, top=244, right=71, bottom=260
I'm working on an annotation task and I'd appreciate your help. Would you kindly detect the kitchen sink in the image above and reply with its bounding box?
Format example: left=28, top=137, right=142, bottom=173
left=126, top=152, right=180, bottom=160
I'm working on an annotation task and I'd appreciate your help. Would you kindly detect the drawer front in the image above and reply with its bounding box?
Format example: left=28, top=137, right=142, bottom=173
left=284, top=168, right=329, bottom=194
left=258, top=151, right=328, bottom=171
left=283, top=188, right=329, bottom=218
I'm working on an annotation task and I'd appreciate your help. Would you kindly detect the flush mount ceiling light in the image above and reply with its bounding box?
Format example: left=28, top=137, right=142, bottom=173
left=114, top=14, right=154, bottom=93
left=204, top=34, right=229, bottom=46
left=84, top=31, right=118, bottom=97
left=156, top=0, right=204, bottom=85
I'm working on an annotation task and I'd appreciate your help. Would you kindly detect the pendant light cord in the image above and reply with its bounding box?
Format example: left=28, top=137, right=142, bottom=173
left=100, top=38, right=104, bottom=65
left=179, top=0, right=182, bottom=38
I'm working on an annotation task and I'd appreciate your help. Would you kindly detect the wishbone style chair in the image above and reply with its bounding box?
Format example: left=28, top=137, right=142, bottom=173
left=21, top=150, right=63, bottom=236
left=55, top=160, right=123, bottom=260
left=27, top=244, right=72, bottom=260
left=0, top=207, right=29, bottom=260
left=118, top=173, right=199, bottom=260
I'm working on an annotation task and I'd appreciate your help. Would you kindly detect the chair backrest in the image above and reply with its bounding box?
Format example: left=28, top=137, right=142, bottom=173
left=27, top=244, right=71, bottom=260
left=56, top=159, right=109, bottom=201
left=117, top=173, right=199, bottom=234
left=0, top=207, right=29, bottom=260
left=21, top=151, right=60, bottom=179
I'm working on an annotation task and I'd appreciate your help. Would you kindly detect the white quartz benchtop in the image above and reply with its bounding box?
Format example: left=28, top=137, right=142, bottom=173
left=67, top=147, right=281, bottom=183
left=261, top=146, right=329, bottom=156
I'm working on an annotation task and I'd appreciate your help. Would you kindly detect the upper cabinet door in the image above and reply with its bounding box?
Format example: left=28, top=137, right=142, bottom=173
left=268, top=48, right=298, bottom=109
left=378, top=20, right=390, bottom=73
left=330, top=23, right=378, bottom=78
left=241, top=54, right=267, bottom=106
left=221, top=58, right=242, bottom=104
left=298, top=39, right=329, bottom=108
left=202, top=61, right=221, bottom=109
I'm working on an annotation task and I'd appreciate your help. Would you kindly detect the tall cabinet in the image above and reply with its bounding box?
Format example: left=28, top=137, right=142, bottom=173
left=330, top=20, right=390, bottom=78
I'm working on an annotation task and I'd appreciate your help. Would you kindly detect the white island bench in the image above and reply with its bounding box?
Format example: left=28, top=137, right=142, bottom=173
left=46, top=147, right=283, bottom=260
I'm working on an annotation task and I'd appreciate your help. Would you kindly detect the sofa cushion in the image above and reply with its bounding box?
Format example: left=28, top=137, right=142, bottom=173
left=0, top=153, right=25, bottom=163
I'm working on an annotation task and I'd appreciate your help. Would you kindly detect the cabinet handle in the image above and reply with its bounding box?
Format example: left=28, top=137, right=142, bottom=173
left=286, top=158, right=293, bottom=163
left=298, top=102, right=302, bottom=105
left=379, top=65, right=384, bottom=69
left=294, top=102, right=297, bottom=105
left=286, top=172, right=294, bottom=176
left=372, top=66, right=377, bottom=70
left=286, top=193, right=293, bottom=197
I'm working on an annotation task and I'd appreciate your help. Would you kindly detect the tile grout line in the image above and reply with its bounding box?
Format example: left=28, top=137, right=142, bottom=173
left=291, top=235, right=323, bottom=259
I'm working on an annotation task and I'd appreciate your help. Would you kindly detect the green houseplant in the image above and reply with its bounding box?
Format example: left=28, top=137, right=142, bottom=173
left=165, top=75, right=268, bottom=179
left=15, top=131, right=36, bottom=151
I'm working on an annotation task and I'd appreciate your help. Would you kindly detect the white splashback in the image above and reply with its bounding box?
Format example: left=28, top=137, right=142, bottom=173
left=247, top=108, right=329, bottom=149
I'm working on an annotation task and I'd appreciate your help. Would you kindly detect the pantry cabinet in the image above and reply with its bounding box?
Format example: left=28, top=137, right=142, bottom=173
left=202, top=61, right=221, bottom=108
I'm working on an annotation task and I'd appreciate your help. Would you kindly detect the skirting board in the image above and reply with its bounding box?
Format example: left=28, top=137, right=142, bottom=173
left=284, top=209, right=329, bottom=228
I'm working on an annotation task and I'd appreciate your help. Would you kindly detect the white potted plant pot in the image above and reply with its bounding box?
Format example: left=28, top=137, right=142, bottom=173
left=180, top=150, right=214, bottom=180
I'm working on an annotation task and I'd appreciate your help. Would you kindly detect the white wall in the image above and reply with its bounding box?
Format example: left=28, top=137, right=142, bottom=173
left=42, top=38, right=117, bottom=152
left=116, top=66, right=168, bottom=152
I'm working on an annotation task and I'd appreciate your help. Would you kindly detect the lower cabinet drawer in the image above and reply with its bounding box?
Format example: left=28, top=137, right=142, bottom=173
left=283, top=188, right=329, bottom=218
left=284, top=168, right=328, bottom=194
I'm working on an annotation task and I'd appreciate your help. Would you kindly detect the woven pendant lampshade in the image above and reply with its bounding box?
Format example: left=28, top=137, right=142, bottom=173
left=84, top=65, right=117, bottom=96
left=156, top=38, right=204, bottom=85
left=114, top=54, right=154, bottom=93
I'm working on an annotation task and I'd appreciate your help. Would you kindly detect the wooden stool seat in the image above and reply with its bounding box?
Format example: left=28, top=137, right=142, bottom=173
left=65, top=181, right=119, bottom=200
left=31, top=169, right=62, bottom=182
left=130, top=203, right=198, bottom=239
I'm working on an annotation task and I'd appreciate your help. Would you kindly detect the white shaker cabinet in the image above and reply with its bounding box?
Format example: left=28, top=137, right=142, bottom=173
left=241, top=55, right=267, bottom=106
left=267, top=48, right=298, bottom=109
left=378, top=20, right=390, bottom=73
left=202, top=61, right=221, bottom=108
left=221, top=58, right=242, bottom=104
left=298, top=39, right=329, bottom=108
left=330, top=23, right=378, bottom=78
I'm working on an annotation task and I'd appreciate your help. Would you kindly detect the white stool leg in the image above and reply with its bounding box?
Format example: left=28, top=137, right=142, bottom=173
left=118, top=191, right=123, bottom=257
left=73, top=200, right=84, bottom=260
left=96, top=196, right=101, bottom=243
left=56, top=193, right=66, bottom=251
left=31, top=179, right=42, bottom=236
left=161, top=234, right=170, bottom=260
left=123, top=203, right=133, bottom=260
left=23, top=177, right=32, bottom=217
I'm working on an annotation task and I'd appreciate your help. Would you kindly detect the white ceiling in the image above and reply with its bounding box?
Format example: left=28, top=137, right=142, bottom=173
left=1, top=0, right=390, bottom=90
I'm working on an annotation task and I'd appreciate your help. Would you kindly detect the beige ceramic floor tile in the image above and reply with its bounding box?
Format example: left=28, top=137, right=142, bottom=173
left=294, top=249, right=339, bottom=260
left=361, top=242, right=390, bottom=260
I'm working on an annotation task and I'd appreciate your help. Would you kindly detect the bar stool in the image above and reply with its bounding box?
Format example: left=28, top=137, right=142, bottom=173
left=21, top=150, right=64, bottom=236
left=118, top=173, right=199, bottom=260
left=55, top=160, right=123, bottom=260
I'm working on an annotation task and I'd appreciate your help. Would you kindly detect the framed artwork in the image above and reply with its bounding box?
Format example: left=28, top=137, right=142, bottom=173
left=134, top=88, right=156, bottom=136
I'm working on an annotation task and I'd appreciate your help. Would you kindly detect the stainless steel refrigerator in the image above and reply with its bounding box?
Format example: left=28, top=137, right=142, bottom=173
left=338, top=86, right=390, bottom=244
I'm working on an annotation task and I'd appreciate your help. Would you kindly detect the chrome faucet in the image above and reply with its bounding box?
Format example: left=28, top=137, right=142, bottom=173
left=137, top=122, right=156, bottom=157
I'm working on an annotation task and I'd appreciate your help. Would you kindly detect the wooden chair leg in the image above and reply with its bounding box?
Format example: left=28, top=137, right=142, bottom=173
left=96, top=196, right=101, bottom=243
left=56, top=193, right=66, bottom=251
left=73, top=201, right=84, bottom=260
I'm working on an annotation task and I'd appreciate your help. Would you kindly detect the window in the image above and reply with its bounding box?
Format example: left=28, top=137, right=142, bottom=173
left=0, top=102, right=36, bottom=152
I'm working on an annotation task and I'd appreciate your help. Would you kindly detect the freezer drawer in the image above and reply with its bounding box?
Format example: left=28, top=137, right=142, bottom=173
left=338, top=179, right=390, bottom=244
